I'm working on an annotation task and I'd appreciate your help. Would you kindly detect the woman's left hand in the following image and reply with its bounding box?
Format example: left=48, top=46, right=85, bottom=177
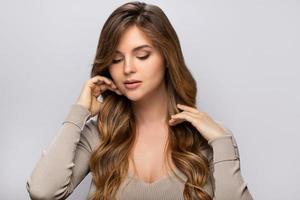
left=168, top=104, right=228, bottom=141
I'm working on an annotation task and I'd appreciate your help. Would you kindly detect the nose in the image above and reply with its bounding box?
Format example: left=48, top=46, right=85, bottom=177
left=124, top=57, right=137, bottom=75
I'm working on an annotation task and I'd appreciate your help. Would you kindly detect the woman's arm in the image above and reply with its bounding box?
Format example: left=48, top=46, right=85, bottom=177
left=207, top=124, right=254, bottom=200
left=26, top=104, right=100, bottom=200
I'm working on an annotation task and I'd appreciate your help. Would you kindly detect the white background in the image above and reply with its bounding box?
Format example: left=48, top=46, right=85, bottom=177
left=1, top=0, right=299, bottom=199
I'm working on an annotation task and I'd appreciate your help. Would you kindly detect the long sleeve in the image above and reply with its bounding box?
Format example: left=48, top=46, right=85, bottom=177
left=26, top=104, right=100, bottom=200
left=207, top=124, right=254, bottom=200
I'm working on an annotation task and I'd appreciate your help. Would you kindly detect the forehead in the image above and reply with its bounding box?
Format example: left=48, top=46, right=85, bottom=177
left=115, top=25, right=153, bottom=54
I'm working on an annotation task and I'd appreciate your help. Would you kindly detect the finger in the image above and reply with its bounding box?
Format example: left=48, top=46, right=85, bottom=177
left=99, top=84, right=112, bottom=91
left=96, top=81, right=118, bottom=91
left=172, top=110, right=198, bottom=119
left=107, top=83, right=122, bottom=94
left=168, top=118, right=185, bottom=126
left=111, top=83, right=117, bottom=88
left=90, top=76, right=104, bottom=84
left=100, top=84, right=122, bottom=95
left=176, top=104, right=199, bottom=113
left=92, top=86, right=101, bottom=96
left=91, top=75, right=113, bottom=86
left=170, top=111, right=196, bottom=124
left=107, top=84, right=121, bottom=93
left=116, top=90, right=122, bottom=95
left=115, top=87, right=123, bottom=95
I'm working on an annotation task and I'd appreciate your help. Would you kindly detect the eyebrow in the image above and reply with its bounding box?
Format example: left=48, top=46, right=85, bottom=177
left=115, top=44, right=152, bottom=54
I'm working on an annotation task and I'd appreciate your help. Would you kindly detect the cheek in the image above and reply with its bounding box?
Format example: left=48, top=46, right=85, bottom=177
left=144, top=71, right=165, bottom=94
left=142, top=59, right=165, bottom=84
left=108, top=66, right=113, bottom=78
left=108, top=66, right=121, bottom=82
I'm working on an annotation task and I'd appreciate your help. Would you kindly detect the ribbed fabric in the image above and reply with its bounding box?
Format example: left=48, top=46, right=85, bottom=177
left=26, top=104, right=254, bottom=200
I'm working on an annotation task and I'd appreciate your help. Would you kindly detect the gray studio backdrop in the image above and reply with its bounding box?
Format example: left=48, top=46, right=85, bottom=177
left=1, top=0, right=299, bottom=199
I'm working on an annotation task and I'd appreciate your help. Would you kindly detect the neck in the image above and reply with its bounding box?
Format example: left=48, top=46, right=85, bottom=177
left=132, top=82, right=168, bottom=128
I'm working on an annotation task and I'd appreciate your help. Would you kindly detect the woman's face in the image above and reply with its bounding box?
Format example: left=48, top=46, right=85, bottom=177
left=108, top=25, right=166, bottom=102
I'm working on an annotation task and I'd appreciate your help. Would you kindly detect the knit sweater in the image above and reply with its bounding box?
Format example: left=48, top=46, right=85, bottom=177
left=26, top=104, right=254, bottom=200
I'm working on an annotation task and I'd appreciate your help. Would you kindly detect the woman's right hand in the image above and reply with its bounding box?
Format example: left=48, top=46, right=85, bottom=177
left=75, top=75, right=123, bottom=117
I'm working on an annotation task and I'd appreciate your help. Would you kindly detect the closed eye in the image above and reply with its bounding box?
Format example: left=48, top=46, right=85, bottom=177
left=112, top=54, right=150, bottom=64
left=112, top=59, right=122, bottom=64
left=137, top=54, right=150, bottom=60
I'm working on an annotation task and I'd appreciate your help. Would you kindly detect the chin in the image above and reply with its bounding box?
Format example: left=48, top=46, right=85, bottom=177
left=124, top=92, right=144, bottom=102
left=124, top=88, right=153, bottom=102
left=122, top=84, right=158, bottom=102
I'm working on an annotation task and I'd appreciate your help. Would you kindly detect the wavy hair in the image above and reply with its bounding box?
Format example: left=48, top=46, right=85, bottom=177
left=89, top=1, right=212, bottom=200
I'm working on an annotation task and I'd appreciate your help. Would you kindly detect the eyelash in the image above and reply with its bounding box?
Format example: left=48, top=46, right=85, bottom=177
left=112, top=54, right=150, bottom=64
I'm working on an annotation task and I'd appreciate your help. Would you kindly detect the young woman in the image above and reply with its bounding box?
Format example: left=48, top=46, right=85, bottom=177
left=26, top=1, right=253, bottom=200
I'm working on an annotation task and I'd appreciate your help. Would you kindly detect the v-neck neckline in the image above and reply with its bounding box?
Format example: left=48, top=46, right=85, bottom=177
left=127, top=167, right=181, bottom=186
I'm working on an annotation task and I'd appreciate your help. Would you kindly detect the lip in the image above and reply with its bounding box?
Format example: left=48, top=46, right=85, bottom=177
left=124, top=81, right=142, bottom=89
left=124, top=79, right=141, bottom=84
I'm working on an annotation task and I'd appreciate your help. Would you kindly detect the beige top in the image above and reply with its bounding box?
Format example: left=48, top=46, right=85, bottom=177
left=26, top=104, right=254, bottom=200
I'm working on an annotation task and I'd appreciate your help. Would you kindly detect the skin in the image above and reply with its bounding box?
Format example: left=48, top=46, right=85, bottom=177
left=108, top=24, right=171, bottom=182
left=108, top=25, right=169, bottom=127
left=75, top=75, right=122, bottom=117
left=170, top=104, right=229, bottom=141
left=106, top=25, right=228, bottom=183
left=108, top=24, right=227, bottom=141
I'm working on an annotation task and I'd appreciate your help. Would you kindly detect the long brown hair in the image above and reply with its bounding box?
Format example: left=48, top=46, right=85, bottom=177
left=89, top=1, right=212, bottom=200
